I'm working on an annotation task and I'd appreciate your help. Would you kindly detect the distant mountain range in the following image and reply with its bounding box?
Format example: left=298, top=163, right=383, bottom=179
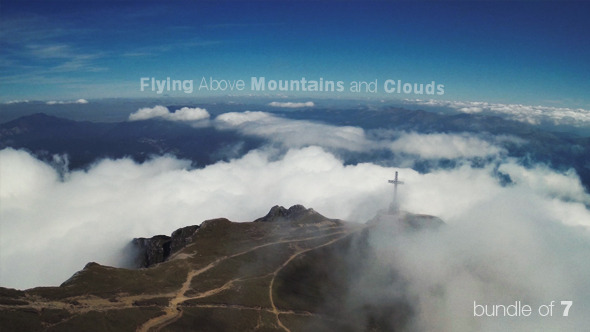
left=0, top=205, right=443, bottom=332
left=0, top=113, right=262, bottom=169
left=2, top=110, right=589, bottom=192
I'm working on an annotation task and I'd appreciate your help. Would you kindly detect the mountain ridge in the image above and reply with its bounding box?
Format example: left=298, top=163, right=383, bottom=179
left=0, top=205, right=442, bottom=331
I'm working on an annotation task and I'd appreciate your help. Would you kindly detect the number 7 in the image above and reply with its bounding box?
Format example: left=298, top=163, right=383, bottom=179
left=561, top=301, right=572, bottom=316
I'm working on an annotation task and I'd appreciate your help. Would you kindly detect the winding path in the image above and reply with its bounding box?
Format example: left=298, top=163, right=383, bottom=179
left=134, top=228, right=358, bottom=331
left=0, top=225, right=365, bottom=332
left=268, top=232, right=355, bottom=332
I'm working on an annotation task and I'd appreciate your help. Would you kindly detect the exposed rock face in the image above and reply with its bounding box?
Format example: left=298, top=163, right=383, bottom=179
left=132, top=235, right=171, bottom=268
left=170, top=225, right=199, bottom=254
left=133, top=225, right=199, bottom=268
left=254, top=204, right=341, bottom=225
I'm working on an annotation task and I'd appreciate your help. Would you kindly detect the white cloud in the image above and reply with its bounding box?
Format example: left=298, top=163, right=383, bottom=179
left=215, top=111, right=373, bottom=151
left=28, top=44, right=73, bottom=59
left=0, top=146, right=389, bottom=289
left=372, top=198, right=590, bottom=331
left=46, top=98, right=89, bottom=105
left=128, top=105, right=169, bottom=120
left=213, top=111, right=513, bottom=161
left=459, top=106, right=483, bottom=114
left=0, top=148, right=58, bottom=199
left=269, top=101, right=314, bottom=108
left=167, top=107, right=210, bottom=121
left=389, top=132, right=504, bottom=159
left=406, top=99, right=590, bottom=127
left=362, top=162, right=590, bottom=331
left=128, top=105, right=210, bottom=122
left=3, top=100, right=30, bottom=104
left=214, top=111, right=269, bottom=126
left=497, top=163, right=590, bottom=208
left=400, top=163, right=590, bottom=226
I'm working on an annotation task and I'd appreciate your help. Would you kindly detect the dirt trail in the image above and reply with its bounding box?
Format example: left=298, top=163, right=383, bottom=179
left=135, top=262, right=218, bottom=332
left=135, top=228, right=357, bottom=331
left=268, top=230, right=359, bottom=332
left=0, top=226, right=365, bottom=332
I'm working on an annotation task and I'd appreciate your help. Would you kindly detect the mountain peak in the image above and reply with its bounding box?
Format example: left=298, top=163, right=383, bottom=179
left=254, top=204, right=340, bottom=225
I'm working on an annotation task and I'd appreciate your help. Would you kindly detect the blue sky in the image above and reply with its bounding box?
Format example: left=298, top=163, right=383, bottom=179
left=1, top=1, right=589, bottom=108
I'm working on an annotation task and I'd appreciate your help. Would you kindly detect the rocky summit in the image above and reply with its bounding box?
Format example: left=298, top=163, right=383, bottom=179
left=0, top=205, right=443, bottom=332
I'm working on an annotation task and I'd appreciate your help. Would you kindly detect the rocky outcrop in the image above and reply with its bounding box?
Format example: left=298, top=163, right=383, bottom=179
left=132, top=204, right=337, bottom=268
left=170, top=225, right=199, bottom=254
left=133, top=225, right=199, bottom=268
left=254, top=204, right=341, bottom=225
left=132, top=235, right=171, bottom=268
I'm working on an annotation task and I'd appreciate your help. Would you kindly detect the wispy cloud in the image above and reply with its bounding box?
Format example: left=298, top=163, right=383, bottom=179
left=22, top=43, right=106, bottom=73
left=215, top=111, right=373, bottom=152
left=3, top=100, right=30, bottom=104
left=0, top=13, right=107, bottom=96
left=213, top=111, right=513, bottom=162
left=46, top=99, right=89, bottom=105
left=406, top=99, right=590, bottom=127
left=129, top=105, right=210, bottom=122
left=27, top=44, right=73, bottom=59
left=121, top=51, right=153, bottom=57
left=0, top=15, right=67, bottom=44
left=123, top=38, right=223, bottom=57
left=269, top=101, right=314, bottom=108
left=205, top=22, right=282, bottom=30
left=389, top=132, right=504, bottom=159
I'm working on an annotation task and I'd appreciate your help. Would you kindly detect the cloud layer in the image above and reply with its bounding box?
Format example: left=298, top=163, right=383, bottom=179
left=268, top=101, right=314, bottom=108
left=406, top=99, right=590, bottom=127
left=46, top=99, right=88, bottom=105
left=1, top=144, right=589, bottom=280
left=0, top=146, right=389, bottom=289
left=215, top=111, right=373, bottom=151
left=129, top=105, right=210, bottom=122
left=389, top=132, right=504, bottom=159
left=3, top=100, right=30, bottom=104
left=213, top=111, right=510, bottom=161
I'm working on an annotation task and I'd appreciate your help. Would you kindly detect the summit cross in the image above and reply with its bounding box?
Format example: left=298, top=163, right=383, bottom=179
left=388, top=171, right=404, bottom=212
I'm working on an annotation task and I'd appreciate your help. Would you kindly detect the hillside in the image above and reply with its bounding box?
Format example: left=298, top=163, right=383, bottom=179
left=0, top=206, right=443, bottom=332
